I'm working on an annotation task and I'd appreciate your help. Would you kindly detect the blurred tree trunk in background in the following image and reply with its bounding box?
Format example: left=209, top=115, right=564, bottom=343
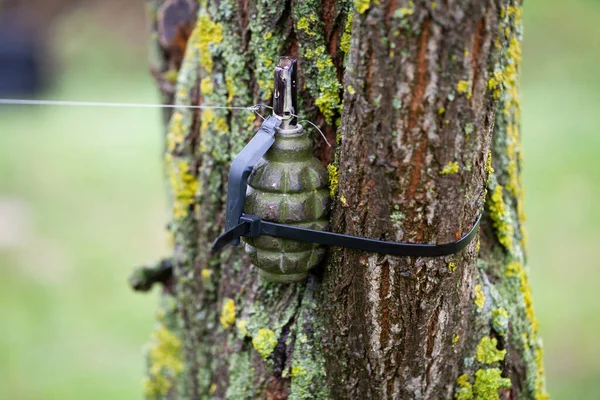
left=0, top=0, right=147, bottom=95
left=132, top=0, right=549, bottom=398
left=0, top=0, right=146, bottom=32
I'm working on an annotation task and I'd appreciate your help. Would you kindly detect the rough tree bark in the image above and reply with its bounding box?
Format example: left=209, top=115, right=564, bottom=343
left=130, top=0, right=549, bottom=399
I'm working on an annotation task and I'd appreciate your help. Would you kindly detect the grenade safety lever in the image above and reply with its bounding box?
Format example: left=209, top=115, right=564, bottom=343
left=222, top=114, right=282, bottom=246
left=212, top=56, right=481, bottom=281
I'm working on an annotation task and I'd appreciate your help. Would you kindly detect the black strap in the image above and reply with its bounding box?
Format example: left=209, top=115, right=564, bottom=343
left=212, top=213, right=481, bottom=257
left=214, top=116, right=481, bottom=257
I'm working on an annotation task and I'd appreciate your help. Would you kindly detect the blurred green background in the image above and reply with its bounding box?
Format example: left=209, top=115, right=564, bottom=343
left=0, top=0, right=598, bottom=398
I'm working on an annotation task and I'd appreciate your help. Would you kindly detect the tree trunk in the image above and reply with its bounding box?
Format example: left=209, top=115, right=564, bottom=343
left=132, top=0, right=549, bottom=399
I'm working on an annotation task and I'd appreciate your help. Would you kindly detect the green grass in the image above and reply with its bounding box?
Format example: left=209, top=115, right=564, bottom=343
left=0, top=19, right=167, bottom=400
left=0, top=0, right=599, bottom=398
left=522, top=0, right=600, bottom=398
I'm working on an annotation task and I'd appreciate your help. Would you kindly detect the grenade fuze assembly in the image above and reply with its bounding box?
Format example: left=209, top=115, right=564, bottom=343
left=212, top=57, right=481, bottom=282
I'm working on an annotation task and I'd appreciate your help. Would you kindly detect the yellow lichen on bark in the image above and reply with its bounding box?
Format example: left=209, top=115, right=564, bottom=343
left=440, top=161, right=460, bottom=175
left=476, top=337, right=506, bottom=364
left=455, top=374, right=473, bottom=400
left=505, top=261, right=539, bottom=335
left=341, top=15, right=353, bottom=55
left=354, top=0, right=370, bottom=14
left=166, top=112, right=185, bottom=152
left=327, top=164, right=339, bottom=197
left=200, top=77, right=214, bottom=95
left=473, top=368, right=511, bottom=400
left=252, top=328, right=277, bottom=359
left=220, top=298, right=236, bottom=329
left=456, top=80, right=472, bottom=99
left=473, top=285, right=486, bottom=309
left=487, top=185, right=514, bottom=251
left=190, top=13, right=223, bottom=73
left=143, top=324, right=184, bottom=398
left=166, top=157, right=199, bottom=220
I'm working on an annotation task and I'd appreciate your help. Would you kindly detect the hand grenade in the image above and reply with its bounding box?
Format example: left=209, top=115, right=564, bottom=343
left=242, top=58, right=330, bottom=282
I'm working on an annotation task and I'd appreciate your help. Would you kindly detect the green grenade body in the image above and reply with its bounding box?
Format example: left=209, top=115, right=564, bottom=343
left=243, top=124, right=330, bottom=282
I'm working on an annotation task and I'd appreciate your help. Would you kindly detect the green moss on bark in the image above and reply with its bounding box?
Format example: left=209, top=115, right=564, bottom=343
left=287, top=281, right=329, bottom=399
left=481, top=2, right=548, bottom=398
left=292, top=1, right=349, bottom=123
left=143, top=295, right=184, bottom=400
left=225, top=352, right=256, bottom=399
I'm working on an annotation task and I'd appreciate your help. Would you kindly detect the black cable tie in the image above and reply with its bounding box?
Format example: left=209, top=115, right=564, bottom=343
left=213, top=213, right=480, bottom=257
left=213, top=110, right=481, bottom=258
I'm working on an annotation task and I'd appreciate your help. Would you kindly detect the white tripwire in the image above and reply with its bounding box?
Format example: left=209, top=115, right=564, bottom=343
left=0, top=98, right=261, bottom=111
left=0, top=99, right=331, bottom=146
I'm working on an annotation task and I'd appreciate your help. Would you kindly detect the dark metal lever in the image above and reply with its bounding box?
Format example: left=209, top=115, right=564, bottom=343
left=223, top=115, right=282, bottom=245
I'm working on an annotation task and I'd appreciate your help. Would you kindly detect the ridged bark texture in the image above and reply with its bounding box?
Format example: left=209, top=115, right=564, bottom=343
left=134, top=0, right=548, bottom=399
